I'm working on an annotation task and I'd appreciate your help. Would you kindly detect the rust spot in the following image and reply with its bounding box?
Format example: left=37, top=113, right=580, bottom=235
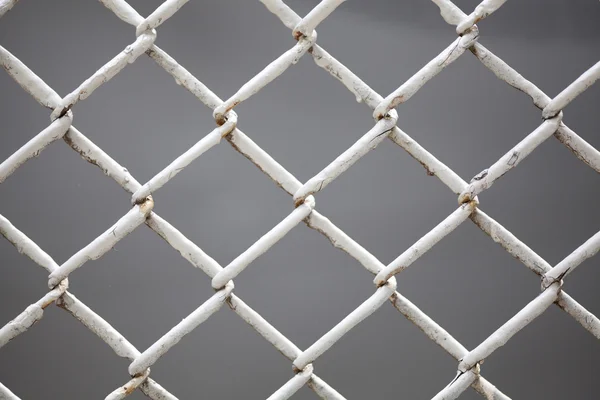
left=415, top=158, right=435, bottom=176
left=215, top=103, right=238, bottom=126
left=226, top=296, right=237, bottom=311
left=393, top=94, right=405, bottom=105
left=139, top=195, right=154, bottom=214
left=294, top=196, right=306, bottom=208
left=467, top=198, right=479, bottom=210
left=458, top=190, right=473, bottom=205
left=123, top=384, right=136, bottom=395
left=215, top=115, right=227, bottom=126
left=41, top=299, right=55, bottom=309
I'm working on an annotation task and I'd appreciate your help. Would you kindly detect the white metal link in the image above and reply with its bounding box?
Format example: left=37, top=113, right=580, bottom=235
left=542, top=61, right=600, bottom=119
left=456, top=0, right=506, bottom=35
left=0, top=110, right=72, bottom=183
left=49, top=31, right=157, bottom=121
left=47, top=198, right=155, bottom=288
left=373, top=201, right=478, bottom=286
left=128, top=282, right=235, bottom=376
left=211, top=196, right=316, bottom=289
left=131, top=114, right=238, bottom=204
left=0, top=0, right=598, bottom=398
left=292, top=0, right=345, bottom=38
left=0, top=381, right=19, bottom=400
left=372, top=28, right=479, bottom=120
left=0, top=45, right=61, bottom=108
left=458, top=114, right=563, bottom=204
left=212, top=31, right=317, bottom=125
left=135, top=0, right=189, bottom=37
left=293, top=113, right=397, bottom=205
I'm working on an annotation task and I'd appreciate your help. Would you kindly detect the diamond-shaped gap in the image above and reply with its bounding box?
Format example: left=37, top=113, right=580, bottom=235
left=469, top=0, right=600, bottom=96
left=299, top=0, right=460, bottom=100
left=0, top=0, right=134, bottom=96
left=231, top=52, right=375, bottom=183
left=288, top=0, right=449, bottom=32
left=394, top=47, right=543, bottom=181
left=396, top=219, right=539, bottom=350
left=122, top=0, right=164, bottom=18
left=0, top=305, right=132, bottom=398
left=0, top=238, right=49, bottom=330
left=72, top=53, right=216, bottom=185
left=149, top=134, right=292, bottom=266
left=148, top=299, right=302, bottom=399
left=483, top=305, right=600, bottom=399
left=232, top=222, right=379, bottom=351
left=71, top=221, right=216, bottom=350
left=0, top=135, right=135, bottom=264
left=315, top=298, right=464, bottom=399
left=449, top=0, right=482, bottom=11
left=314, top=134, right=459, bottom=264
left=480, top=135, right=600, bottom=266
left=149, top=0, right=295, bottom=98
left=0, top=67, right=50, bottom=163
left=287, top=385, right=321, bottom=400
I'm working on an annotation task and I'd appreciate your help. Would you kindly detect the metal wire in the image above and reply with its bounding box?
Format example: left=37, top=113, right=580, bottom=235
left=1, top=0, right=599, bottom=398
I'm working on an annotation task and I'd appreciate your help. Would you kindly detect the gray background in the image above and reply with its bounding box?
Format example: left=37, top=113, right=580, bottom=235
left=0, top=0, right=599, bottom=398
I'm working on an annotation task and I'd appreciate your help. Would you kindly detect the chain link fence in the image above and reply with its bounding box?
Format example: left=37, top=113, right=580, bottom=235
left=1, top=0, right=599, bottom=398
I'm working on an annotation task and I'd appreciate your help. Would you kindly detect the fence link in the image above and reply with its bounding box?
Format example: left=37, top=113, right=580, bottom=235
left=1, top=0, right=599, bottom=398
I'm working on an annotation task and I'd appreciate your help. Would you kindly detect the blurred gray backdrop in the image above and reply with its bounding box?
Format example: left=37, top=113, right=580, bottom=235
left=1, top=0, right=599, bottom=398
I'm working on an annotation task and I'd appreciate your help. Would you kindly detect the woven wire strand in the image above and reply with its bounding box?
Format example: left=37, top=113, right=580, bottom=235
left=0, top=0, right=599, bottom=399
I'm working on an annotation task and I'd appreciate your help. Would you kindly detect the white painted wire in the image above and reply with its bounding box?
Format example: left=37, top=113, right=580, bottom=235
left=0, top=0, right=598, bottom=398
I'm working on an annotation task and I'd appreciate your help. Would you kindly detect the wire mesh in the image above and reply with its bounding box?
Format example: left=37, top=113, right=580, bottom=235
left=1, top=0, right=599, bottom=399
